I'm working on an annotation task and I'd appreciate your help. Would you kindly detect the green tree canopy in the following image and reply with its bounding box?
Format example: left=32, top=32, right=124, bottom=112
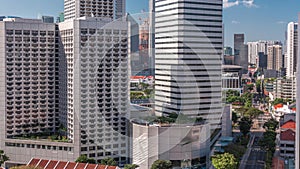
left=263, top=119, right=278, bottom=131
left=224, top=144, right=246, bottom=160
left=100, top=157, right=117, bottom=166
left=0, top=150, right=9, bottom=166
left=150, top=160, right=172, bottom=169
left=124, top=164, right=139, bottom=169
left=245, top=107, right=264, bottom=119
left=212, top=153, right=238, bottom=169
left=75, top=155, right=96, bottom=164
left=239, top=117, right=252, bottom=136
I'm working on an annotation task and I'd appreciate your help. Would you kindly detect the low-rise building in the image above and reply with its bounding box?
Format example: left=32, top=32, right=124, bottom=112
left=280, top=129, right=295, bottom=158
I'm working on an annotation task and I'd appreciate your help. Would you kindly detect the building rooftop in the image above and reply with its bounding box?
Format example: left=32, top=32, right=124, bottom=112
left=27, top=158, right=119, bottom=169
left=281, top=120, right=296, bottom=130
left=280, top=129, right=295, bottom=141
left=272, top=157, right=284, bottom=169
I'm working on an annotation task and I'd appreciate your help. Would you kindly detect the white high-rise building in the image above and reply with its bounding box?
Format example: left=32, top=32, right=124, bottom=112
left=59, top=16, right=130, bottom=164
left=295, top=13, right=300, bottom=169
left=154, top=0, right=223, bottom=129
left=247, top=41, right=267, bottom=65
left=64, top=0, right=126, bottom=21
left=0, top=18, right=57, bottom=138
left=286, top=22, right=298, bottom=78
left=0, top=18, right=78, bottom=164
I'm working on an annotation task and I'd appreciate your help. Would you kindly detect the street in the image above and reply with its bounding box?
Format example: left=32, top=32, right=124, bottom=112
left=239, top=132, right=266, bottom=169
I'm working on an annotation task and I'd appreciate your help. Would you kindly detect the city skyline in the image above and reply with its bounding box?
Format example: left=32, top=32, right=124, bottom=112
left=0, top=0, right=299, bottom=46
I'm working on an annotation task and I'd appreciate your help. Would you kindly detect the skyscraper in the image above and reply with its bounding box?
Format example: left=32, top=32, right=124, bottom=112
left=64, top=0, right=126, bottom=21
left=286, top=22, right=298, bottom=78
left=154, top=0, right=223, bottom=128
left=267, top=44, right=283, bottom=71
left=148, top=0, right=155, bottom=76
left=224, top=46, right=233, bottom=56
left=58, top=16, right=130, bottom=164
left=295, top=13, right=300, bottom=169
left=234, top=34, right=248, bottom=71
left=42, top=16, right=54, bottom=23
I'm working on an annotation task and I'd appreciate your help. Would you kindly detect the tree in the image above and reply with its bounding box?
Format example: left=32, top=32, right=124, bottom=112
left=232, top=111, right=238, bottom=124
left=239, top=117, right=252, bottom=136
left=212, top=153, right=238, bottom=169
left=259, top=130, right=276, bottom=152
left=245, top=107, right=264, bottom=119
left=100, top=157, right=117, bottom=166
left=224, top=144, right=246, bottom=160
left=150, top=160, right=172, bottom=169
left=0, top=150, right=9, bottom=166
left=75, top=155, right=96, bottom=164
left=263, top=119, right=278, bottom=131
left=124, top=164, right=139, bottom=169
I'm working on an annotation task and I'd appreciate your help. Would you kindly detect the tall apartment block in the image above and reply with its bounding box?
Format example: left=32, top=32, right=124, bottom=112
left=58, top=16, right=130, bottom=164
left=296, top=13, right=300, bottom=169
left=267, top=44, right=283, bottom=71
left=286, top=22, right=298, bottom=78
left=64, top=0, right=125, bottom=21
left=154, top=0, right=223, bottom=128
left=0, top=18, right=77, bottom=163
left=0, top=18, right=57, bottom=138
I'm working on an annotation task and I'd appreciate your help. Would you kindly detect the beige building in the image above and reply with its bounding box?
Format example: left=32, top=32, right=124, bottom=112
left=267, top=44, right=282, bottom=71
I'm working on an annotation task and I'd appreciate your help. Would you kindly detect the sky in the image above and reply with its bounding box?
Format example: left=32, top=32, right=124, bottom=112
left=0, top=0, right=299, bottom=47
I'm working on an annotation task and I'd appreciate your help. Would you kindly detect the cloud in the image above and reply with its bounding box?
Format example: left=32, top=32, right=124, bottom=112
left=223, top=0, right=258, bottom=9
left=231, top=20, right=240, bottom=24
left=277, top=21, right=287, bottom=24
left=223, top=0, right=239, bottom=9
left=242, top=0, right=259, bottom=8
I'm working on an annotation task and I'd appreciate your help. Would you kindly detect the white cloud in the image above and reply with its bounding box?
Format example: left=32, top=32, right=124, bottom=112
left=242, top=0, right=259, bottom=8
left=277, top=21, right=287, bottom=24
left=223, top=0, right=258, bottom=9
left=231, top=20, right=240, bottom=24
left=223, top=0, right=239, bottom=9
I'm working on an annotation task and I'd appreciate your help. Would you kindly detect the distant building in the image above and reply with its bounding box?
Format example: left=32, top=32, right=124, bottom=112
left=267, top=44, right=283, bottom=71
left=273, top=77, right=297, bottom=101
left=234, top=34, right=248, bottom=72
left=224, top=46, right=233, bottom=56
left=64, top=0, right=126, bottom=21
left=41, top=16, right=54, bottom=23
left=247, top=41, right=268, bottom=66
left=258, top=52, right=267, bottom=69
left=224, top=55, right=234, bottom=65
left=222, top=65, right=243, bottom=93
left=0, top=16, right=5, bottom=21
left=57, top=12, right=64, bottom=23
left=286, top=22, right=298, bottom=78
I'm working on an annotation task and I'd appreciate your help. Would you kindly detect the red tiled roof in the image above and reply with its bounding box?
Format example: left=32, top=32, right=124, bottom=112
left=38, top=159, right=49, bottom=168
left=55, top=161, right=68, bottom=168
left=274, top=103, right=283, bottom=109
left=45, top=160, right=59, bottom=169
left=86, top=164, right=98, bottom=169
left=281, top=120, right=296, bottom=130
left=65, top=162, right=77, bottom=169
left=280, top=129, right=295, bottom=141
left=74, top=163, right=87, bottom=169
left=28, top=158, right=40, bottom=167
left=272, top=157, right=284, bottom=169
left=27, top=158, right=119, bottom=169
